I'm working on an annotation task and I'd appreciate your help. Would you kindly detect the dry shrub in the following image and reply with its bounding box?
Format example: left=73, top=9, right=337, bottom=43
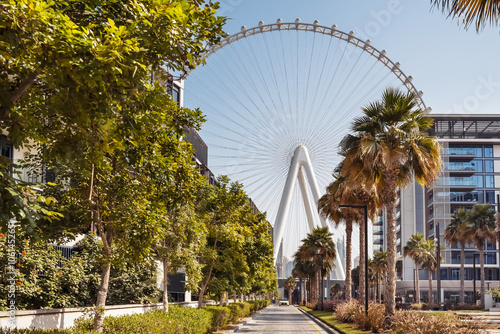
left=391, top=311, right=486, bottom=334
left=335, top=300, right=362, bottom=323
left=322, top=300, right=335, bottom=312
left=306, top=302, right=318, bottom=310
left=351, top=303, right=385, bottom=333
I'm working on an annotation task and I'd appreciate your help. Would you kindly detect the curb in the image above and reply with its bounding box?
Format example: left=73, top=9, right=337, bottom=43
left=295, top=306, right=341, bottom=334
left=223, top=307, right=268, bottom=334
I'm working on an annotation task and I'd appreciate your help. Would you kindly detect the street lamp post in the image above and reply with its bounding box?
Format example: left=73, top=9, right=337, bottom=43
left=339, top=204, right=368, bottom=316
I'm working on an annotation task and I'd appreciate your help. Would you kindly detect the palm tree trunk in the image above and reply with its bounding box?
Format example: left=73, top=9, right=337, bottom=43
left=415, top=263, right=420, bottom=304
left=345, top=222, right=353, bottom=302
left=479, top=245, right=486, bottom=307
left=377, top=274, right=382, bottom=303
left=460, top=242, right=465, bottom=304
left=359, top=218, right=366, bottom=308
left=300, top=278, right=303, bottom=305
left=383, top=170, right=398, bottom=316
left=427, top=269, right=433, bottom=304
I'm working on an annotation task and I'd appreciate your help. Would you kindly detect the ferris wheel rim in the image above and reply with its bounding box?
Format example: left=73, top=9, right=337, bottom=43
left=187, top=19, right=429, bottom=112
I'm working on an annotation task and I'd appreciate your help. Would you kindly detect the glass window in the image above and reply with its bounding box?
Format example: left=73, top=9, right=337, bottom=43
left=485, top=176, right=495, bottom=188
left=451, top=269, right=460, bottom=280
left=485, top=146, right=493, bottom=157
left=486, top=191, right=496, bottom=204
left=440, top=269, right=448, bottom=280
left=0, top=135, right=12, bottom=159
left=485, top=160, right=494, bottom=173
left=471, top=175, right=483, bottom=188
left=486, top=242, right=497, bottom=251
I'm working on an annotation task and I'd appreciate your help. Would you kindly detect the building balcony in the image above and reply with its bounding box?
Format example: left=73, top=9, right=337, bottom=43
left=442, top=148, right=476, bottom=162
left=444, top=167, right=477, bottom=177
left=433, top=180, right=476, bottom=192
left=373, top=238, right=383, bottom=245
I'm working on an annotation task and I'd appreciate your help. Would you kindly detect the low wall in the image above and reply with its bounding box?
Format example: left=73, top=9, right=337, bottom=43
left=0, top=301, right=213, bottom=330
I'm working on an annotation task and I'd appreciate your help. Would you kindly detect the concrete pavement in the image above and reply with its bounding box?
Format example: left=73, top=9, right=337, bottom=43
left=233, top=304, right=333, bottom=333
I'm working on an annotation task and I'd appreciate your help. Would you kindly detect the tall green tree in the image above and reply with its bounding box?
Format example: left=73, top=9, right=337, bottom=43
left=469, top=203, right=497, bottom=307
left=404, top=234, right=427, bottom=304
left=444, top=208, right=472, bottom=305
left=196, top=176, right=252, bottom=308
left=431, top=0, right=500, bottom=31
left=340, top=87, right=441, bottom=315
left=0, top=0, right=226, bottom=235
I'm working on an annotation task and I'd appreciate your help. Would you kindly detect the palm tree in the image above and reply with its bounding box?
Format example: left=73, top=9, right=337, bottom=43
left=469, top=203, right=497, bottom=307
left=431, top=0, right=500, bottom=31
left=284, top=276, right=296, bottom=305
left=372, top=251, right=388, bottom=303
left=404, top=234, right=427, bottom=304
left=420, top=239, right=439, bottom=305
left=318, top=164, right=380, bottom=306
left=292, top=252, right=314, bottom=305
left=299, top=227, right=337, bottom=309
left=444, top=208, right=472, bottom=305
left=340, top=87, right=441, bottom=315
left=318, top=168, right=360, bottom=303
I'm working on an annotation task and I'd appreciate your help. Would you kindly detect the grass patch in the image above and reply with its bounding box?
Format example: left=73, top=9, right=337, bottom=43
left=300, top=307, right=370, bottom=334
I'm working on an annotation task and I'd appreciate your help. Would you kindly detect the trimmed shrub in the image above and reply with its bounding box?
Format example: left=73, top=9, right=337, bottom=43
left=411, top=302, right=431, bottom=310
left=227, top=303, right=243, bottom=323
left=101, top=307, right=212, bottom=334
left=0, top=330, right=74, bottom=334
left=335, top=300, right=362, bottom=323
left=452, top=304, right=484, bottom=311
left=204, top=306, right=230, bottom=333
left=391, top=310, right=485, bottom=334
left=235, top=302, right=252, bottom=318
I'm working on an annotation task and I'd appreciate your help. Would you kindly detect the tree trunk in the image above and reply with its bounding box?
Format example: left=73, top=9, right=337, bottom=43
left=359, top=217, right=366, bottom=308
left=479, top=245, right=485, bottom=307
left=383, top=170, right=398, bottom=316
left=233, top=291, right=237, bottom=303
left=93, top=262, right=111, bottom=332
left=225, top=292, right=229, bottom=305
left=377, top=274, right=381, bottom=303
left=427, top=269, right=433, bottom=305
left=163, top=258, right=169, bottom=312
left=219, top=294, right=224, bottom=306
left=415, top=263, right=420, bottom=304
left=459, top=241, right=465, bottom=304
left=345, top=221, right=353, bottom=302
left=299, top=278, right=303, bottom=305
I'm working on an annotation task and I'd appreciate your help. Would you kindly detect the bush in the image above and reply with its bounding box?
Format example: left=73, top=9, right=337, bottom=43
left=352, top=303, right=385, bottom=333
left=204, top=306, right=230, bottom=333
left=335, top=300, right=362, bottom=323
left=452, top=304, right=485, bottom=311
left=391, top=311, right=485, bottom=334
left=411, top=302, right=431, bottom=310
left=235, top=302, right=252, bottom=318
left=227, top=303, right=243, bottom=323
left=0, top=330, right=74, bottom=334
left=101, top=307, right=212, bottom=334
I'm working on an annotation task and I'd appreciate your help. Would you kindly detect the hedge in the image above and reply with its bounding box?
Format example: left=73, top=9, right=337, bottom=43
left=0, top=300, right=271, bottom=334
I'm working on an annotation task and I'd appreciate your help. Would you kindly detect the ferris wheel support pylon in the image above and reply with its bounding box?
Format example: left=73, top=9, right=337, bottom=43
left=274, top=144, right=345, bottom=280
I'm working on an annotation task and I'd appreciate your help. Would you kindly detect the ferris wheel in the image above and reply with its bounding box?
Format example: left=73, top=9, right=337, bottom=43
left=184, top=19, right=428, bottom=278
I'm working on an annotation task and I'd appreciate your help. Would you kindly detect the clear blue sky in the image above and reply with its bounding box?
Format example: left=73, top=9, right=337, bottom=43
left=216, top=0, right=500, bottom=115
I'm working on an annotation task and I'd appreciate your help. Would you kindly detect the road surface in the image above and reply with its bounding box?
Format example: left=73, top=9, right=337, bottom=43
left=235, top=304, right=331, bottom=333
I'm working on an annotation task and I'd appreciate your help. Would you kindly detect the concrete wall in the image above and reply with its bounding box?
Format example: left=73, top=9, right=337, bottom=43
left=0, top=301, right=212, bottom=330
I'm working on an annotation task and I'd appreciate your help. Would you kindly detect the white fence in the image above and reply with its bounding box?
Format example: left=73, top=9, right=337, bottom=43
left=0, top=301, right=213, bottom=330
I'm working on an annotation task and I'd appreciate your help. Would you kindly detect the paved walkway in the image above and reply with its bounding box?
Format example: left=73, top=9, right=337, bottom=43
left=235, top=304, right=330, bottom=333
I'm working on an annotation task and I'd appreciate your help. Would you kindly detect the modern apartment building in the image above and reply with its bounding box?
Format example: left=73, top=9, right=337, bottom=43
left=375, top=114, right=500, bottom=304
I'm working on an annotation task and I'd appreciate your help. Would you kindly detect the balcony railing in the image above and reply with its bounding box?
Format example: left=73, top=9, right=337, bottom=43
left=442, top=148, right=476, bottom=156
